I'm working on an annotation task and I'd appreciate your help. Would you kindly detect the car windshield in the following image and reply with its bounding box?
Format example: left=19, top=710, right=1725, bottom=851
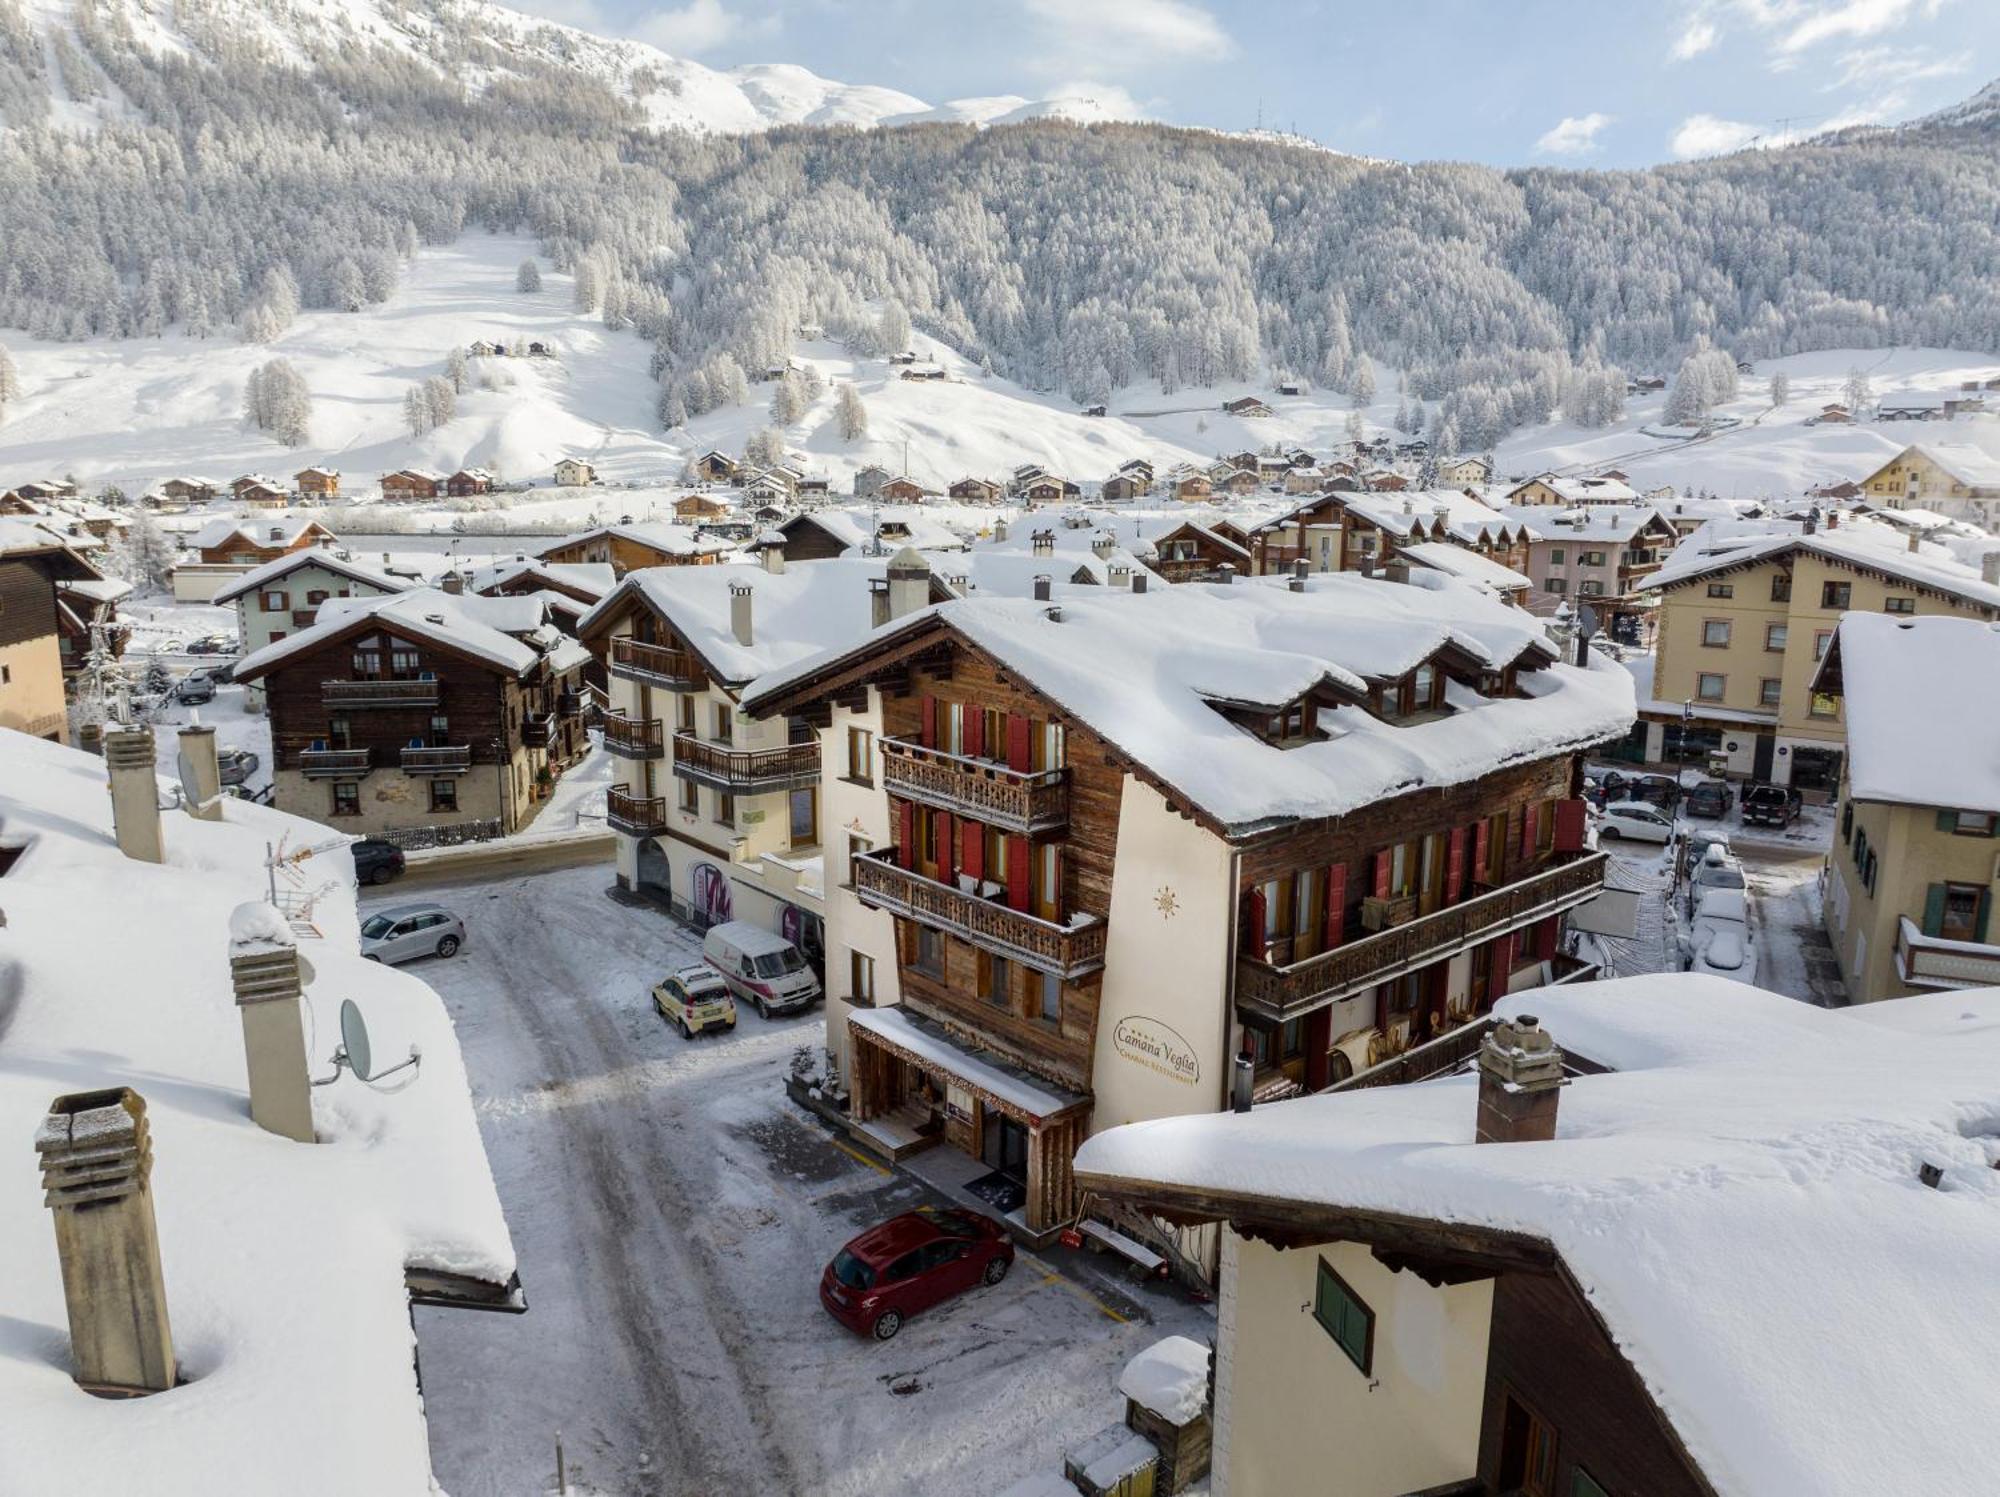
left=360, top=914, right=396, bottom=939
left=830, top=1251, right=875, bottom=1290
left=1698, top=866, right=1746, bottom=890
left=752, top=949, right=805, bottom=978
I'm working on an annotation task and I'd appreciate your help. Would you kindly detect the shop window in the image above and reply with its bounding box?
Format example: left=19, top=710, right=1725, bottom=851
left=1311, top=1259, right=1374, bottom=1374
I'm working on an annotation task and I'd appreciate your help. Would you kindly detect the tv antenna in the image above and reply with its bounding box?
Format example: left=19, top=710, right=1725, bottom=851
left=313, top=999, right=422, bottom=1088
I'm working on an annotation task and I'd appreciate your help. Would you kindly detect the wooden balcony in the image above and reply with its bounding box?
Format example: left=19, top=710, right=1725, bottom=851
left=602, top=716, right=666, bottom=760
left=609, top=637, right=705, bottom=691
left=322, top=677, right=439, bottom=708
left=522, top=713, right=556, bottom=750
left=400, top=744, right=472, bottom=774
left=880, top=738, right=1068, bottom=837
left=671, top=731, right=820, bottom=794
left=1235, top=851, right=1610, bottom=1023
left=607, top=787, right=669, bottom=838
left=297, top=746, right=372, bottom=777
left=852, top=848, right=1107, bottom=979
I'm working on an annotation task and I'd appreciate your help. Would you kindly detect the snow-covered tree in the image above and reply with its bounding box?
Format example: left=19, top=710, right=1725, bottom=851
left=742, top=426, right=785, bottom=468
left=874, top=301, right=911, bottom=358
left=1350, top=356, right=1376, bottom=408
left=112, top=509, right=177, bottom=591
left=329, top=259, right=365, bottom=312
left=243, top=359, right=311, bottom=445
left=447, top=345, right=469, bottom=393
left=770, top=370, right=805, bottom=425
left=0, top=341, right=16, bottom=417
left=1844, top=366, right=1873, bottom=413
left=516, top=259, right=542, bottom=293
left=404, top=386, right=430, bottom=437
left=69, top=619, right=136, bottom=731
left=835, top=383, right=867, bottom=441
left=423, top=375, right=455, bottom=429
left=1345, top=408, right=1365, bottom=444
left=1769, top=371, right=1790, bottom=407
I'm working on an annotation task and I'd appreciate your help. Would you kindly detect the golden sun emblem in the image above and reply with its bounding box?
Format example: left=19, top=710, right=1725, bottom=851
left=1155, top=887, right=1179, bottom=919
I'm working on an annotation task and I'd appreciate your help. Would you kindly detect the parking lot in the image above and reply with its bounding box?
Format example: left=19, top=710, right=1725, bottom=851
left=370, top=865, right=1212, bottom=1497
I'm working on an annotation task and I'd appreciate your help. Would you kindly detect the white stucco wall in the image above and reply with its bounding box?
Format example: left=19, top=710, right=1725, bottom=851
left=820, top=689, right=902, bottom=1076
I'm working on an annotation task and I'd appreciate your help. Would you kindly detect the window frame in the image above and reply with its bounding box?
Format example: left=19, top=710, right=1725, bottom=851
left=1696, top=672, right=1727, bottom=702
left=1764, top=622, right=1788, bottom=652
left=1821, top=580, right=1852, bottom=609
left=1700, top=618, right=1732, bottom=648
left=1311, top=1258, right=1375, bottom=1375
left=1705, top=582, right=1734, bottom=599
left=1758, top=677, right=1782, bottom=707
left=330, top=781, right=360, bottom=818
left=428, top=778, right=457, bottom=814
left=846, top=725, right=874, bottom=785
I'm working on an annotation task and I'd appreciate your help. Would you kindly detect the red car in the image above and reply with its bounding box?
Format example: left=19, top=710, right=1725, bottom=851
left=819, top=1206, right=1014, bottom=1340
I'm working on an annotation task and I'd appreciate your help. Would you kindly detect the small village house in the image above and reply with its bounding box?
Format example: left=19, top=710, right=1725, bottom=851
left=553, top=458, right=597, bottom=488
left=293, top=466, right=340, bottom=500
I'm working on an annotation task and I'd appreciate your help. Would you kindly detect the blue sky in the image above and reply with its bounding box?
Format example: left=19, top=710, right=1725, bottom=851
left=526, top=0, right=2000, bottom=165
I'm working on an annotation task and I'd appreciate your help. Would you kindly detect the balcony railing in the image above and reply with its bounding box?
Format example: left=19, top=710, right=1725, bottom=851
left=609, top=637, right=705, bottom=691
left=606, top=787, right=669, bottom=838
left=1895, top=916, right=2000, bottom=990
left=880, top=738, right=1069, bottom=837
left=297, top=746, right=372, bottom=777
left=671, top=731, right=820, bottom=794
left=322, top=677, right=440, bottom=708
left=400, top=744, right=472, bottom=774
left=523, top=713, right=556, bottom=750
left=1235, top=851, right=1609, bottom=1023
left=602, top=716, right=666, bottom=760
left=852, top=848, right=1107, bottom=979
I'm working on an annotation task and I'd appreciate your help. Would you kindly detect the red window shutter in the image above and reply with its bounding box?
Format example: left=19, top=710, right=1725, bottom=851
left=1304, top=1007, right=1333, bottom=1091
left=1323, top=864, right=1346, bottom=950
left=963, top=708, right=985, bottom=760
left=1488, top=932, right=1516, bottom=1002
left=1536, top=915, right=1560, bottom=959
left=897, top=799, right=915, bottom=870
left=1372, top=850, right=1392, bottom=899
left=938, top=813, right=956, bottom=884
left=1472, top=818, right=1490, bottom=884
left=1007, top=714, right=1032, bottom=772
left=921, top=696, right=938, bottom=748
left=1005, top=837, right=1031, bottom=912
left=1446, top=826, right=1467, bottom=903
left=1242, top=885, right=1266, bottom=955
left=960, top=819, right=984, bottom=882
left=1553, top=797, right=1587, bottom=853
left=1519, top=803, right=1536, bottom=859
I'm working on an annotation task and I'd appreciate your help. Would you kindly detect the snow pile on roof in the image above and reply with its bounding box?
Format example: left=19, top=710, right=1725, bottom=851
left=0, top=515, right=95, bottom=558
left=947, top=545, right=1158, bottom=596
left=1503, top=503, right=1666, bottom=544
left=1076, top=975, right=2000, bottom=1497
left=1335, top=488, right=1534, bottom=546
left=467, top=558, right=616, bottom=600
left=0, top=728, right=513, bottom=1494
left=1117, top=1335, right=1210, bottom=1424
left=1645, top=517, right=2000, bottom=609
left=190, top=516, right=324, bottom=551
left=786, top=506, right=970, bottom=553
left=1911, top=441, right=2000, bottom=488
left=755, top=571, right=1632, bottom=835
left=235, top=587, right=560, bottom=679
left=1825, top=613, right=2000, bottom=813
left=210, top=546, right=413, bottom=605
left=1511, top=472, right=1639, bottom=504
left=1396, top=541, right=1532, bottom=593
left=537, top=521, right=732, bottom=560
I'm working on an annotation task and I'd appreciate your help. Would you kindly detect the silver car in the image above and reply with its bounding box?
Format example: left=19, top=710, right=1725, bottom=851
left=360, top=903, right=466, bottom=965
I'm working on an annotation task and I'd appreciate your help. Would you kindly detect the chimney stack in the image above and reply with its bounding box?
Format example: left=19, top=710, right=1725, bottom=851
left=1359, top=553, right=1375, bottom=579
left=1385, top=558, right=1411, bottom=586
left=729, top=582, right=754, bottom=646
left=1032, top=574, right=1052, bottom=602
left=1132, top=572, right=1148, bottom=595
left=176, top=724, right=222, bottom=822
left=992, top=519, right=1009, bottom=544
left=1826, top=510, right=1840, bottom=530
left=1290, top=557, right=1308, bottom=592
left=440, top=571, right=464, bottom=595
left=1475, top=1014, right=1564, bottom=1144
left=1983, top=551, right=2000, bottom=587
left=761, top=540, right=786, bottom=575
left=1803, top=508, right=1818, bottom=536
left=229, top=905, right=316, bottom=1143
left=1231, top=1053, right=1253, bottom=1114
left=36, top=1088, right=177, bottom=1396
left=1091, top=533, right=1116, bottom=559
left=103, top=726, right=163, bottom=864
left=1216, top=564, right=1235, bottom=585
left=1908, top=529, right=1923, bottom=554
left=886, top=546, right=932, bottom=620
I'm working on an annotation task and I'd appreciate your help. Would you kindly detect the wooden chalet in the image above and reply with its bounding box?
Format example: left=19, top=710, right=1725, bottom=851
left=695, top=451, right=739, bottom=483
left=1222, top=396, right=1274, bottom=418
left=537, top=522, right=727, bottom=577
left=380, top=470, right=445, bottom=503
left=880, top=477, right=929, bottom=504
left=446, top=469, right=494, bottom=498
left=674, top=493, right=732, bottom=522
left=195, top=518, right=336, bottom=566
left=158, top=477, right=217, bottom=506
left=294, top=467, right=340, bottom=499
left=948, top=477, right=1003, bottom=503
left=1173, top=474, right=1214, bottom=502
left=1152, top=520, right=1252, bottom=583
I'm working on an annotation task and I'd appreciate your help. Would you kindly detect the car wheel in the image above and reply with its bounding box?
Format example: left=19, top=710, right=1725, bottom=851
left=982, top=1256, right=1011, bottom=1287
left=370, top=865, right=396, bottom=885
left=871, top=1310, right=903, bottom=1341
left=1600, top=825, right=1620, bottom=839
left=756, top=997, right=770, bottom=1020
left=363, top=954, right=382, bottom=963
left=436, top=935, right=461, bottom=958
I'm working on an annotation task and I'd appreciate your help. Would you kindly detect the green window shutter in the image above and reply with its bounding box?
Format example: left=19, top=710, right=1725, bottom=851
left=1937, top=809, right=1958, bottom=833
left=1977, top=891, right=1992, bottom=946
left=1922, top=883, right=1948, bottom=938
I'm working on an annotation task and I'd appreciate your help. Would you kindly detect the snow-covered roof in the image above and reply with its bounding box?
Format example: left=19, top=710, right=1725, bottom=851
left=1821, top=613, right=2000, bottom=814
left=1908, top=441, right=2000, bottom=488
left=1075, top=975, right=2000, bottom=1497
left=0, top=515, right=92, bottom=558
left=537, top=521, right=732, bottom=560
left=1505, top=503, right=1669, bottom=544
left=748, top=571, right=1634, bottom=836
left=211, top=548, right=414, bottom=605
left=191, top=516, right=326, bottom=551
left=466, top=558, right=617, bottom=600
left=783, top=506, right=969, bottom=553
left=55, top=575, right=132, bottom=604
left=0, top=729, right=513, bottom=1495
left=1340, top=488, right=1532, bottom=546
left=1118, top=1335, right=1210, bottom=1425
left=234, top=588, right=560, bottom=681
left=851, top=1006, right=1087, bottom=1121
left=1644, top=523, right=2000, bottom=611
left=1510, top=472, right=1639, bottom=504
left=943, top=545, right=1157, bottom=597
left=1397, top=541, right=1532, bottom=593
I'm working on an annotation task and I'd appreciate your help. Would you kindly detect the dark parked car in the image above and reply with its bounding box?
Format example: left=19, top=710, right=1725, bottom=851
left=820, top=1207, right=1013, bottom=1341
left=1741, top=783, right=1803, bottom=828
left=216, top=747, right=259, bottom=786
left=351, top=838, right=406, bottom=886
left=174, top=674, right=216, bottom=705
left=185, top=634, right=236, bottom=655
left=1684, top=779, right=1733, bottom=819
left=1621, top=773, right=1683, bottom=810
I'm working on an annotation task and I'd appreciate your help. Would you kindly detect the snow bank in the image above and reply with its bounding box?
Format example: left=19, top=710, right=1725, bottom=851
left=1825, top=612, right=2000, bottom=814
left=1118, top=1334, right=1211, bottom=1424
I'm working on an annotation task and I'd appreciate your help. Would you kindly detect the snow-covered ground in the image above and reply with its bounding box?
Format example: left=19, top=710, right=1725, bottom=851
left=395, top=864, right=1212, bottom=1496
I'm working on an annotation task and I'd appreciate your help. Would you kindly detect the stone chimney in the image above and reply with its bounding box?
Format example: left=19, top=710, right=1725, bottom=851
left=1290, top=557, right=1308, bottom=592
left=1803, top=507, right=1819, bottom=536
left=176, top=724, right=222, bottom=822
left=992, top=519, right=1009, bottom=544
left=1091, top=532, right=1116, bottom=559
left=1032, top=530, right=1055, bottom=556
left=886, top=546, right=932, bottom=621
left=1826, top=511, right=1840, bottom=530
left=1132, top=572, right=1148, bottom=595
left=1359, top=553, right=1375, bottom=579
left=36, top=1088, right=177, bottom=1396
left=1908, top=529, right=1922, bottom=554
left=761, top=540, right=786, bottom=575
left=440, top=571, right=464, bottom=595
left=1032, top=573, right=1052, bottom=602
left=1216, top=563, right=1235, bottom=585
left=729, top=581, right=754, bottom=646
left=1384, top=557, right=1411, bottom=586
left=229, top=905, right=316, bottom=1143
left=1475, top=1014, right=1564, bottom=1144
left=103, top=726, right=163, bottom=864
left=1984, top=551, right=2000, bottom=587
left=1108, top=564, right=1131, bottom=589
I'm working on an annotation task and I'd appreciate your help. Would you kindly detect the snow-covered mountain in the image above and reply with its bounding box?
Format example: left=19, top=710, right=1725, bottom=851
left=0, top=0, right=1141, bottom=135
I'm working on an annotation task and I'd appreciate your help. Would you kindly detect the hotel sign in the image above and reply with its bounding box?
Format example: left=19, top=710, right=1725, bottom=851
left=1112, top=1016, right=1200, bottom=1087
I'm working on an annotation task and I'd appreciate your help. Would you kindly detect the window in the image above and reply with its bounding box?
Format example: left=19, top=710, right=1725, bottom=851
left=1571, top=1469, right=1611, bottom=1497
left=305, top=589, right=328, bottom=606
left=1884, top=596, right=1916, bottom=614
left=679, top=777, right=700, bottom=813
left=429, top=779, right=457, bottom=813
left=389, top=645, right=419, bottom=678
left=1945, top=810, right=1998, bottom=837
left=260, top=590, right=288, bottom=612
left=1544, top=577, right=1568, bottom=595
left=1706, top=582, right=1734, bottom=598
left=846, top=726, right=874, bottom=784
left=790, top=786, right=818, bottom=847
left=980, top=952, right=1012, bottom=1009
left=1311, top=1259, right=1374, bottom=1374
left=1771, top=572, right=1792, bottom=602
left=1813, top=630, right=1833, bottom=660
left=712, top=702, right=733, bottom=743
left=1764, top=623, right=1788, bottom=651
left=1548, top=547, right=1565, bottom=566
left=850, top=951, right=875, bottom=1006
left=1809, top=691, right=1840, bottom=719
left=1759, top=678, right=1782, bottom=707
left=1577, top=579, right=1603, bottom=596
left=1701, top=619, right=1732, bottom=647
left=714, top=791, right=735, bottom=827
left=913, top=926, right=944, bottom=977
left=1039, top=972, right=1062, bottom=1025
left=1697, top=672, right=1726, bottom=701
left=1930, top=882, right=1990, bottom=943
left=331, top=782, right=360, bottom=817
left=1580, top=550, right=1607, bottom=567
left=675, top=693, right=697, bottom=733
left=1821, top=580, right=1852, bottom=608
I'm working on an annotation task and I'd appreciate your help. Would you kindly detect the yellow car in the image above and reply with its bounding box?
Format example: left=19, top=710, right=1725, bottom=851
left=651, top=963, right=737, bottom=1038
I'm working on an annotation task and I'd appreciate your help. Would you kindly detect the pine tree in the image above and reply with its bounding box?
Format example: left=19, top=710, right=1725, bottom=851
left=404, top=385, right=430, bottom=437
left=875, top=301, right=911, bottom=358
left=1769, top=371, right=1790, bottom=407
left=0, top=341, right=17, bottom=416
left=516, top=259, right=542, bottom=293
left=770, top=371, right=804, bottom=425
left=836, top=383, right=868, bottom=441
left=447, top=345, right=469, bottom=393
left=329, top=259, right=365, bottom=312
left=1350, top=356, right=1376, bottom=408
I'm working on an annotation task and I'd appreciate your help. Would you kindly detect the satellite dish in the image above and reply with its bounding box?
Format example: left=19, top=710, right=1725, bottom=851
left=1578, top=603, right=1601, bottom=638
left=340, top=999, right=373, bottom=1082
left=175, top=750, right=201, bottom=806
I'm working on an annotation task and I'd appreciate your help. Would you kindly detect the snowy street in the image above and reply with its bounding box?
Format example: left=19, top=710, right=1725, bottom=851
left=379, top=865, right=1212, bottom=1497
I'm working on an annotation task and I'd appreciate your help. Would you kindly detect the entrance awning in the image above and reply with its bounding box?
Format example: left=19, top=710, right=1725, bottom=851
left=848, top=1008, right=1089, bottom=1129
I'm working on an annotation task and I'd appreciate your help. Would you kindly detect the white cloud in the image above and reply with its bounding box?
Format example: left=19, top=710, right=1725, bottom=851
left=1535, top=112, right=1614, bottom=155
left=632, top=0, right=756, bottom=55
left=1021, top=0, right=1234, bottom=63
left=1672, top=17, right=1720, bottom=59
left=1829, top=42, right=1969, bottom=89
left=1043, top=79, right=1151, bottom=121
left=1669, top=112, right=1766, bottom=157
left=1778, top=0, right=1943, bottom=54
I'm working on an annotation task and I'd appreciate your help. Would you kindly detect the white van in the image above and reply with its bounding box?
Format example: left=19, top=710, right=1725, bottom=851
left=702, top=921, right=821, bottom=1018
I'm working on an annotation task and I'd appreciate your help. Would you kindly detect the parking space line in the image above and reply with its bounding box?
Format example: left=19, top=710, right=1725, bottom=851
left=826, top=1137, right=891, bottom=1176
left=1024, top=1256, right=1130, bottom=1324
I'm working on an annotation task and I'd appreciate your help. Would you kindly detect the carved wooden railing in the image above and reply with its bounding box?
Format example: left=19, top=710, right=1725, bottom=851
left=609, top=637, right=704, bottom=689
left=400, top=744, right=472, bottom=773
left=852, top=848, right=1107, bottom=979
left=606, top=788, right=668, bottom=837
left=880, top=738, right=1068, bottom=836
left=321, top=677, right=440, bottom=707
left=602, top=716, right=666, bottom=759
left=671, top=731, right=819, bottom=792
left=297, top=746, right=372, bottom=776
left=1236, top=852, right=1608, bottom=1021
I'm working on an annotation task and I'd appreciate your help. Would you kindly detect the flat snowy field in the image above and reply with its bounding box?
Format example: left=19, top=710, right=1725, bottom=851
left=386, top=864, right=1213, bottom=1497
left=3, top=231, right=1995, bottom=505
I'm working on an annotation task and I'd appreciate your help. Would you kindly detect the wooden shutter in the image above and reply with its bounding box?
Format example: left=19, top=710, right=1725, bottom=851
left=938, top=813, right=956, bottom=884
left=1324, top=864, right=1346, bottom=950
left=963, top=707, right=984, bottom=760
left=1242, top=885, right=1267, bottom=956
left=1305, top=1007, right=1333, bottom=1091
left=1445, top=827, right=1467, bottom=903
left=1372, top=851, right=1391, bottom=899
left=897, top=800, right=915, bottom=870
left=1921, top=883, right=1947, bottom=938
left=1978, top=891, right=1993, bottom=945
left=1553, top=798, right=1587, bottom=853
left=1488, top=933, right=1516, bottom=1002
left=1006, top=837, right=1031, bottom=912
left=1006, top=714, right=1032, bottom=772
left=1519, top=803, right=1537, bottom=859
left=1535, top=916, right=1559, bottom=959
left=920, top=696, right=938, bottom=748
left=960, top=819, right=984, bottom=882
